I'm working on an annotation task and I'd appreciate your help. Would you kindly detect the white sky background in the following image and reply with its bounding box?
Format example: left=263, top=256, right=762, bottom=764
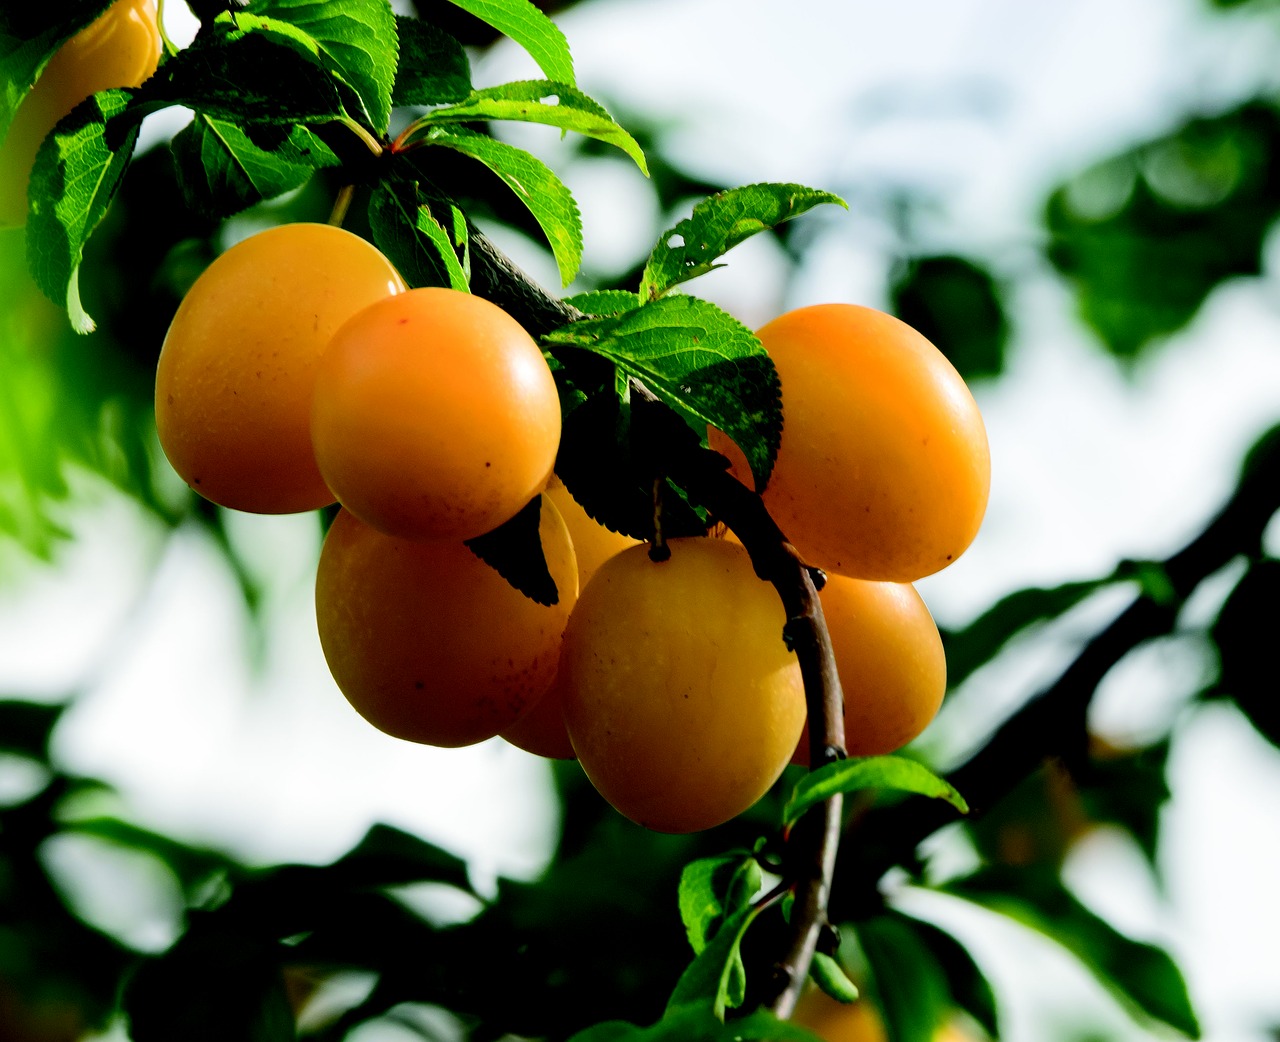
left=1, top=1, right=1280, bottom=1040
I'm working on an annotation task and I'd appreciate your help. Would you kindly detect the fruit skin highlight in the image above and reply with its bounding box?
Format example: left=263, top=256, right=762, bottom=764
left=155, top=223, right=406, bottom=514
left=0, top=0, right=163, bottom=226
left=315, top=496, right=578, bottom=748
left=560, top=537, right=805, bottom=833
left=711, top=303, right=990, bottom=582
left=311, top=287, right=562, bottom=542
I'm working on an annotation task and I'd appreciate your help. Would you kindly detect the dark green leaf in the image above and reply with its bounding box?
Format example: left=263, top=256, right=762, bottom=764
left=857, top=913, right=953, bottom=1042
left=0, top=2, right=113, bottom=142
left=1212, top=558, right=1280, bottom=747
left=465, top=494, right=560, bottom=605
left=391, top=15, right=471, bottom=105
left=1081, top=741, right=1172, bottom=871
left=124, top=917, right=295, bottom=1042
left=368, top=178, right=470, bottom=290
left=544, top=295, right=781, bottom=489
left=442, top=0, right=574, bottom=86
left=417, top=80, right=647, bottom=174
left=810, top=951, right=860, bottom=1003
left=26, top=89, right=139, bottom=332
left=330, top=822, right=475, bottom=892
left=552, top=389, right=709, bottom=542
left=130, top=23, right=350, bottom=126
left=945, top=866, right=1200, bottom=1037
left=566, top=1006, right=825, bottom=1042
left=63, top=816, right=236, bottom=897
left=251, top=0, right=400, bottom=132
left=890, top=255, right=1009, bottom=380
left=1046, top=102, right=1280, bottom=359
left=0, top=699, right=65, bottom=759
left=565, top=289, right=641, bottom=315
left=941, top=576, right=1118, bottom=687
left=904, top=914, right=999, bottom=1039
left=422, top=124, right=582, bottom=285
left=641, top=183, right=846, bottom=301
left=783, top=756, right=968, bottom=828
left=170, top=116, right=338, bottom=218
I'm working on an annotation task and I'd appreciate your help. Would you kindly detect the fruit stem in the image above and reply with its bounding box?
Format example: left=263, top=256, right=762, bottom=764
left=339, top=115, right=385, bottom=158
left=328, top=184, right=355, bottom=228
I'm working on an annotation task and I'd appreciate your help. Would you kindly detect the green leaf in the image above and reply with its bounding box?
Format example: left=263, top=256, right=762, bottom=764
left=553, top=390, right=709, bottom=542
left=26, top=89, right=139, bottom=332
left=641, top=183, right=846, bottom=301
left=564, top=289, right=640, bottom=316
left=0, top=2, right=113, bottom=143
left=1211, top=558, right=1280, bottom=748
left=810, top=951, right=860, bottom=1003
left=783, top=756, right=968, bottom=828
left=890, top=255, right=1010, bottom=381
left=465, top=494, right=560, bottom=605
left=391, top=15, right=471, bottom=106
left=422, top=124, right=582, bottom=285
left=330, top=822, right=475, bottom=892
left=857, top=913, right=955, bottom=1042
left=442, top=0, right=574, bottom=86
left=544, top=295, right=781, bottom=489
left=677, top=854, right=761, bottom=1009
left=418, top=80, right=647, bottom=174
left=665, top=903, right=760, bottom=1018
left=903, top=914, right=999, bottom=1039
left=0, top=699, right=66, bottom=759
left=368, top=178, right=470, bottom=291
left=1046, top=102, right=1280, bottom=360
left=941, top=576, right=1117, bottom=687
left=170, top=116, right=338, bottom=218
left=250, top=0, right=400, bottom=132
left=130, top=22, right=351, bottom=125
left=63, top=816, right=236, bottom=897
left=945, top=866, right=1200, bottom=1037
left=566, top=1006, right=825, bottom=1042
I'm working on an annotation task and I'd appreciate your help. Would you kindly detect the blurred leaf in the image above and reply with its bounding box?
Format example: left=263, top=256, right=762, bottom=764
left=566, top=1005, right=825, bottom=1042
left=968, top=759, right=1090, bottom=870
left=904, top=914, right=999, bottom=1039
left=62, top=817, right=236, bottom=899
left=26, top=89, right=139, bottom=332
left=640, top=183, right=846, bottom=303
left=417, top=80, right=647, bottom=173
left=783, top=757, right=968, bottom=828
left=420, top=125, right=582, bottom=285
left=368, top=177, right=470, bottom=290
left=170, top=117, right=339, bottom=218
left=0, top=2, right=113, bottom=142
left=1211, top=558, right=1280, bottom=746
left=0, top=699, right=65, bottom=759
left=945, top=866, right=1200, bottom=1037
left=941, top=576, right=1118, bottom=687
left=391, top=15, right=471, bottom=105
left=442, top=0, right=575, bottom=86
left=253, top=0, right=401, bottom=132
left=890, top=255, right=1009, bottom=380
left=124, top=916, right=295, bottom=1042
left=331, top=823, right=475, bottom=892
left=1080, top=740, right=1172, bottom=870
left=545, top=295, right=781, bottom=490
left=465, top=493, right=560, bottom=605
left=1046, top=101, right=1280, bottom=359
left=856, top=912, right=952, bottom=1042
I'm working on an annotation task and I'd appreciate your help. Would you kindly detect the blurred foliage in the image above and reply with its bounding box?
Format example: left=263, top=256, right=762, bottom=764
left=889, top=256, right=1009, bottom=381
left=1045, top=101, right=1280, bottom=360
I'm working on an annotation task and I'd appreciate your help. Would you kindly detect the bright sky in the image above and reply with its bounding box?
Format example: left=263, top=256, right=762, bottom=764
left=2, top=2, right=1279, bottom=1040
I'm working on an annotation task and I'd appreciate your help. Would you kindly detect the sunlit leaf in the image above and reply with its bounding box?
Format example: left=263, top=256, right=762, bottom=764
left=783, top=756, right=968, bottom=828
left=442, top=0, right=574, bottom=86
